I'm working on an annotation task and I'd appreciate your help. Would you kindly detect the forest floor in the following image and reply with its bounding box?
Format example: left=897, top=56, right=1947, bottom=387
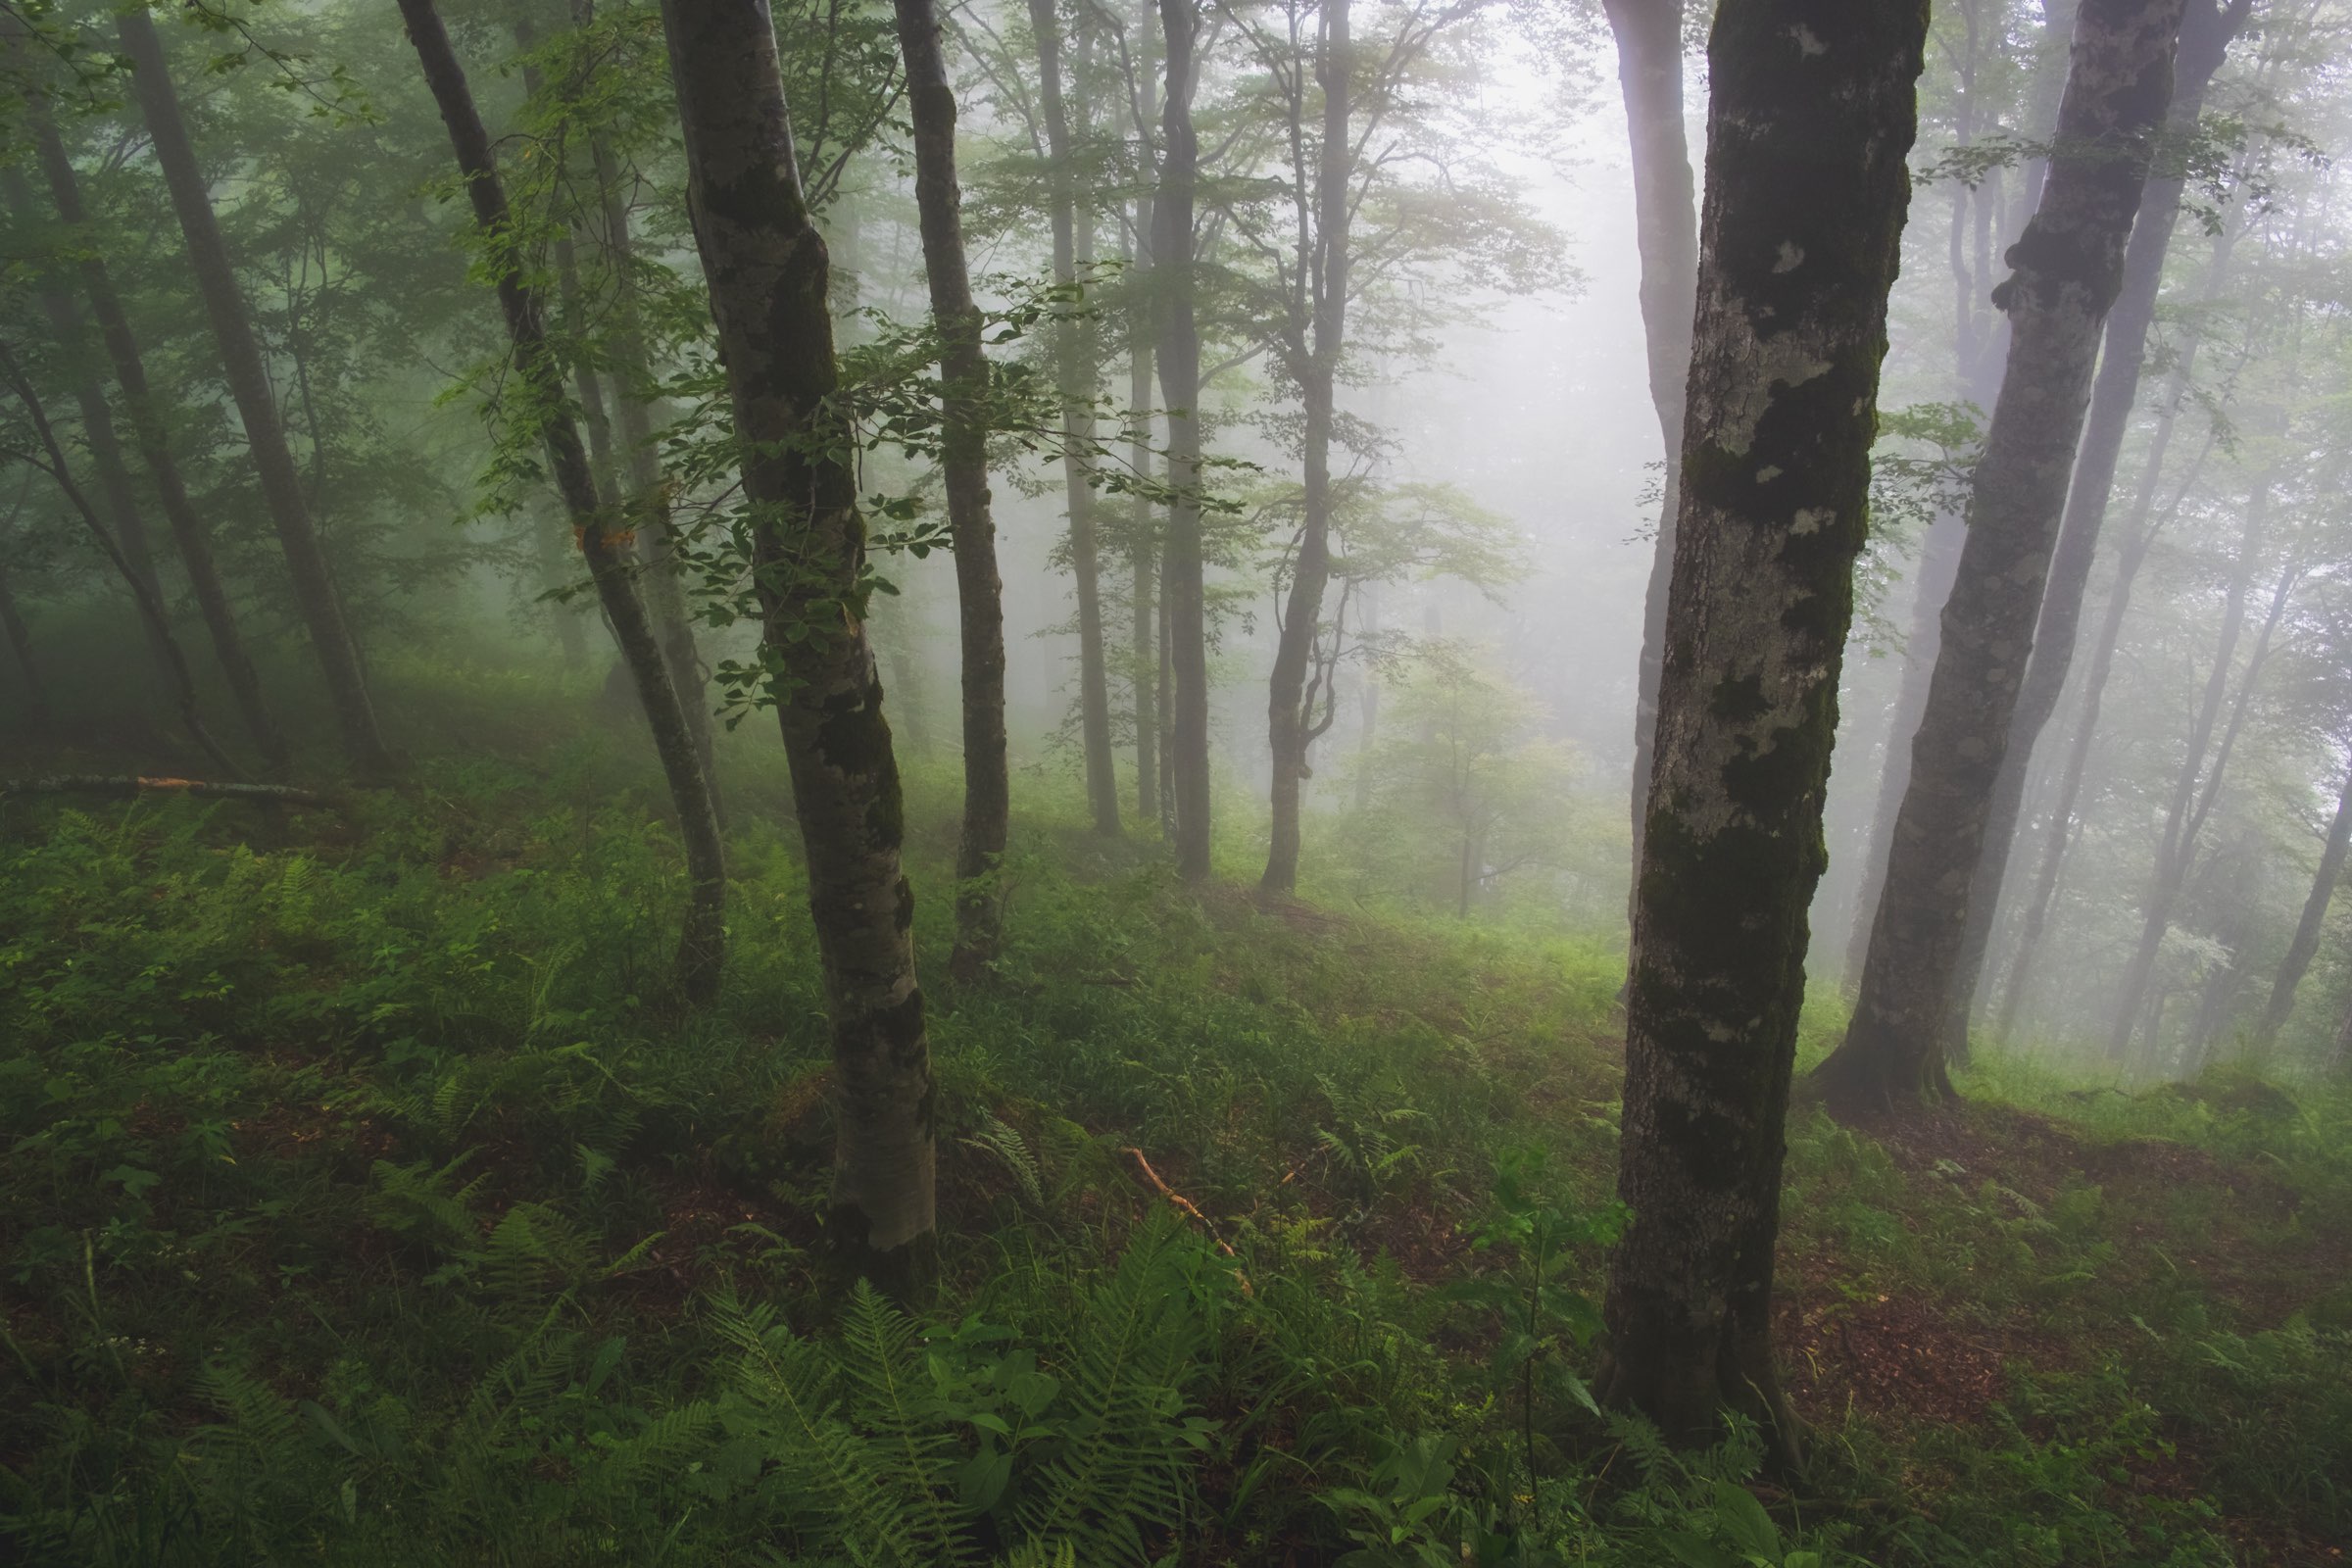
left=2, top=665, right=2349, bottom=1566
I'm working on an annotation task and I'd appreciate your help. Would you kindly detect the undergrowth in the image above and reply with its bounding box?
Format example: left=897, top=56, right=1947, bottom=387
left=2, top=673, right=2347, bottom=1565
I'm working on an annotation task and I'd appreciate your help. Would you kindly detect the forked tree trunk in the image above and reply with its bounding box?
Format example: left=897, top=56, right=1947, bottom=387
left=1937, top=0, right=2251, bottom=1054
left=1030, top=0, right=1121, bottom=836
left=662, top=0, right=935, bottom=1285
left=1603, top=0, right=1698, bottom=909
left=894, top=0, right=1011, bottom=982
left=117, top=6, right=391, bottom=777
left=1156, top=0, right=1211, bottom=882
left=397, top=0, right=727, bottom=1004
left=1819, top=0, right=2189, bottom=1112
left=16, top=83, right=285, bottom=770
left=2252, top=760, right=2352, bottom=1051
left=1598, top=0, right=1926, bottom=1461
left=1261, top=0, right=1353, bottom=899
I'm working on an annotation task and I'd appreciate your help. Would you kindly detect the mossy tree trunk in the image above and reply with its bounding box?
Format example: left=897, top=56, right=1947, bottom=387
left=661, top=0, right=935, bottom=1284
left=1819, top=0, right=2189, bottom=1113
left=894, top=0, right=1011, bottom=983
left=1601, top=0, right=1698, bottom=919
left=1156, top=0, right=1212, bottom=883
left=1260, top=0, right=1353, bottom=901
left=1597, top=0, right=1927, bottom=1461
left=397, top=0, right=727, bottom=1005
left=16, top=65, right=285, bottom=770
left=118, top=5, right=391, bottom=778
left=1937, top=0, right=2251, bottom=1056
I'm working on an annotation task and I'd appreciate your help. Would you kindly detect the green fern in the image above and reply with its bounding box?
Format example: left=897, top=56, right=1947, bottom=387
left=839, top=1281, right=984, bottom=1566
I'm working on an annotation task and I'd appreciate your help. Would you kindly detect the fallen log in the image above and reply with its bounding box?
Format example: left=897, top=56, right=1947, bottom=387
left=1, top=775, right=336, bottom=808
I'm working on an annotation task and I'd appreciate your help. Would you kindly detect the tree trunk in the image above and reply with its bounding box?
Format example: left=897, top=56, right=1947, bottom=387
left=2252, top=760, right=2352, bottom=1052
left=1261, top=0, right=1354, bottom=898
left=662, top=0, right=935, bottom=1285
left=1598, top=0, right=1926, bottom=1461
left=1030, top=0, right=1120, bottom=837
left=1936, top=0, right=2251, bottom=1055
left=117, top=6, right=391, bottom=777
left=0, top=341, right=237, bottom=776
left=895, top=0, right=1011, bottom=983
left=2, top=174, right=176, bottom=696
left=398, top=0, right=726, bottom=1004
left=1604, top=0, right=1699, bottom=917
left=1156, top=0, right=1211, bottom=882
left=0, top=559, right=49, bottom=729
left=1993, top=245, right=2229, bottom=1040
left=2109, top=496, right=2294, bottom=1063
left=16, top=82, right=285, bottom=771
left=1818, top=0, right=2188, bottom=1113
left=1131, top=325, right=1160, bottom=826
left=533, top=502, right=591, bottom=662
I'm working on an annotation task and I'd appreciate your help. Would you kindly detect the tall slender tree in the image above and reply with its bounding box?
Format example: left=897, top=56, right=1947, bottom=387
left=661, top=0, right=936, bottom=1282
left=893, top=0, right=1013, bottom=981
left=1030, top=0, right=1123, bottom=836
left=1598, top=0, right=1928, bottom=1458
left=1820, top=0, right=2191, bottom=1110
left=395, top=0, right=727, bottom=1005
left=1156, top=0, right=1212, bottom=882
left=1939, top=0, right=2254, bottom=1051
left=116, top=5, right=391, bottom=776
left=12, top=59, right=285, bottom=770
left=1601, top=0, right=1698, bottom=907
left=2250, top=755, right=2352, bottom=1051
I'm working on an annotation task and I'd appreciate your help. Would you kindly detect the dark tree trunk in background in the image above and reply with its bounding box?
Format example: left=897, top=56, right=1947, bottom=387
left=118, top=6, right=392, bottom=777
left=1598, top=0, right=1926, bottom=1460
left=1031, top=0, right=1121, bottom=837
left=1156, top=0, right=1211, bottom=882
left=1819, top=0, right=2188, bottom=1112
left=0, top=342, right=237, bottom=776
left=1994, top=229, right=2231, bottom=1039
left=2, top=170, right=175, bottom=695
left=2253, top=760, right=2352, bottom=1051
left=1131, top=322, right=1160, bottom=826
left=1603, top=0, right=1699, bottom=914
left=533, top=503, right=591, bottom=662
left=17, top=84, right=285, bottom=770
left=2109, top=493, right=2295, bottom=1063
left=662, top=0, right=936, bottom=1284
left=894, top=0, right=1012, bottom=982
left=398, top=0, right=727, bottom=1004
left=1937, top=0, right=2251, bottom=1054
left=1261, top=0, right=1354, bottom=898
left=0, top=559, right=49, bottom=728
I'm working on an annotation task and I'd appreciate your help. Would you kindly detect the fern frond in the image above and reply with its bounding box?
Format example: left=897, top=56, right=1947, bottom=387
left=840, top=1281, right=980, bottom=1566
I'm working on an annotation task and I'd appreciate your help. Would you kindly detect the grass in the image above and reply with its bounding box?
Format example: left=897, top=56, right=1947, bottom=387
left=1, top=658, right=2348, bottom=1565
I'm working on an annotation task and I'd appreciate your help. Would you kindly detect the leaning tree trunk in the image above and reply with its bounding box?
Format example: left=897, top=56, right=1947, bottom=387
left=398, top=0, right=727, bottom=1005
left=1936, top=0, right=2251, bottom=1054
left=894, top=0, right=1011, bottom=983
left=1156, top=0, right=1211, bottom=882
left=1994, top=235, right=2230, bottom=1039
left=1603, top=0, right=1700, bottom=917
left=1597, top=0, right=1926, bottom=1462
left=2, top=176, right=175, bottom=696
left=2252, top=760, right=2352, bottom=1051
left=17, top=83, right=285, bottom=770
left=1818, top=0, right=2189, bottom=1113
left=662, top=0, right=936, bottom=1285
left=1261, top=0, right=1353, bottom=899
left=1030, top=0, right=1121, bottom=836
left=117, top=6, right=391, bottom=777
left=0, top=340, right=237, bottom=776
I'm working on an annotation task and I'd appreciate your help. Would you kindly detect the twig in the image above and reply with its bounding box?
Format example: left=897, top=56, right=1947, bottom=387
left=1120, top=1145, right=1250, bottom=1293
